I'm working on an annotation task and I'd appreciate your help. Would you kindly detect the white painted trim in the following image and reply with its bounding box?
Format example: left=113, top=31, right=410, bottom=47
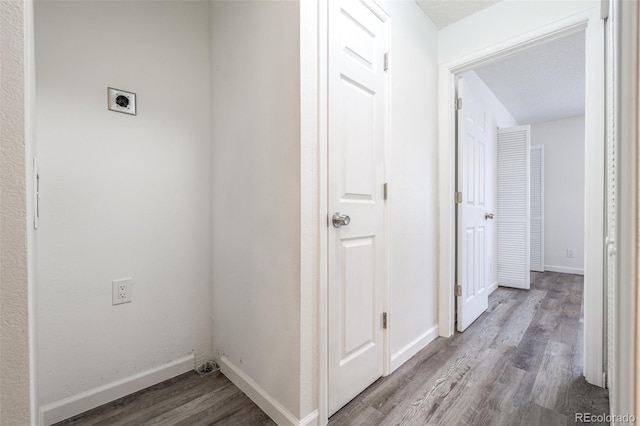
left=38, top=354, right=194, bottom=426
left=381, top=2, right=392, bottom=380
left=611, top=0, right=638, bottom=420
left=437, top=63, right=457, bottom=338
left=24, top=0, right=39, bottom=422
left=488, top=281, right=499, bottom=294
left=390, top=325, right=439, bottom=373
left=437, top=7, right=605, bottom=387
left=543, top=265, right=585, bottom=276
left=316, top=0, right=329, bottom=424
left=299, top=0, right=320, bottom=422
left=219, top=356, right=318, bottom=426
left=300, top=410, right=320, bottom=426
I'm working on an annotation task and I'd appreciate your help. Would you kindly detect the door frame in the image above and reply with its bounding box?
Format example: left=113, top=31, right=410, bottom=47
left=313, top=0, right=391, bottom=423
left=437, top=7, right=607, bottom=387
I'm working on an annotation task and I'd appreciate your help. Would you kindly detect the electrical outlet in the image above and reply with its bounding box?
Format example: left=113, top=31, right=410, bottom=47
left=567, top=248, right=576, bottom=259
left=112, top=278, right=132, bottom=305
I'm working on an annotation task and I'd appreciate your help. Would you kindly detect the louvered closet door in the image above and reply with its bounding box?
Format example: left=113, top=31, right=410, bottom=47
left=530, top=145, right=544, bottom=272
left=497, top=126, right=530, bottom=289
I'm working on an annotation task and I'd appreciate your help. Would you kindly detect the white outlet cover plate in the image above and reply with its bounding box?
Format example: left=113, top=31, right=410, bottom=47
left=112, top=278, right=133, bottom=305
left=108, top=87, right=136, bottom=116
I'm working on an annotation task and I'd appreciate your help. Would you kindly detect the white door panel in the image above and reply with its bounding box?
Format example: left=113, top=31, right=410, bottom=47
left=497, top=126, right=531, bottom=289
left=456, top=78, right=490, bottom=332
left=328, top=0, right=387, bottom=416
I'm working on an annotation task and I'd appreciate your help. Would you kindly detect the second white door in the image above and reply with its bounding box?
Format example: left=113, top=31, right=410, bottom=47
left=456, top=77, right=490, bottom=332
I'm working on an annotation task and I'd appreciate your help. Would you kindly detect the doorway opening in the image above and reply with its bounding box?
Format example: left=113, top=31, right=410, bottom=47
left=439, top=8, right=606, bottom=388
left=455, top=30, right=587, bottom=331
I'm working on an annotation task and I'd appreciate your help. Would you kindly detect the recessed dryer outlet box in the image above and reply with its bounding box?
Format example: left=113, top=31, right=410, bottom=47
left=108, top=87, right=136, bottom=116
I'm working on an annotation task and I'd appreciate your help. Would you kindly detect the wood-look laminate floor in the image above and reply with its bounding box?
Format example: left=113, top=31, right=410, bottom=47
left=329, top=271, right=609, bottom=426
left=58, top=272, right=608, bottom=426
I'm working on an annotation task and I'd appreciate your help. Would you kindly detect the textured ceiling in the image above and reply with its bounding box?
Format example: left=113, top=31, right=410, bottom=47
left=415, top=0, right=501, bottom=29
left=473, top=32, right=585, bottom=124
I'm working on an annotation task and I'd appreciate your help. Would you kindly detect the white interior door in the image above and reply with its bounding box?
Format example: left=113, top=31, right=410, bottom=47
left=456, top=78, right=490, bottom=332
left=530, top=145, right=544, bottom=272
left=497, top=125, right=531, bottom=289
left=328, top=0, right=387, bottom=416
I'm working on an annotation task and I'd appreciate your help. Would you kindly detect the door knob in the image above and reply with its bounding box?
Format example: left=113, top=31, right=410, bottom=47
left=606, top=236, right=616, bottom=257
left=332, top=212, right=351, bottom=228
left=485, top=213, right=495, bottom=220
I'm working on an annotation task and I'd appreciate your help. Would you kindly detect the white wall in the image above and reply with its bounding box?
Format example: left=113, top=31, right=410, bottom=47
left=380, top=1, right=440, bottom=371
left=531, top=115, right=585, bottom=274
left=0, top=1, right=32, bottom=424
left=210, top=0, right=302, bottom=421
left=34, top=0, right=212, bottom=410
left=375, top=0, right=500, bottom=374
left=439, top=0, right=599, bottom=63
left=460, top=71, right=519, bottom=291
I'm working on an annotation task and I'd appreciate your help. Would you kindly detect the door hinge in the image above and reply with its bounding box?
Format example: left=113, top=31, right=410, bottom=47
left=383, top=312, right=388, bottom=329
left=384, top=52, right=389, bottom=71
left=383, top=182, right=388, bottom=200
left=455, top=191, right=463, bottom=203
left=455, top=285, right=462, bottom=297
left=455, top=98, right=463, bottom=110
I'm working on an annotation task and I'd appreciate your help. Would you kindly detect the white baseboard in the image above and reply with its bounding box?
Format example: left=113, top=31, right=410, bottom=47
left=39, top=354, right=194, bottom=426
left=544, top=264, right=585, bottom=275
left=390, top=325, right=439, bottom=373
left=219, top=355, right=317, bottom=426
left=299, top=410, right=320, bottom=426
left=488, top=281, right=499, bottom=294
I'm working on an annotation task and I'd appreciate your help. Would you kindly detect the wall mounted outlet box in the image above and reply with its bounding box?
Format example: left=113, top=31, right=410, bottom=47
left=567, top=248, right=576, bottom=258
left=108, top=87, right=136, bottom=116
left=112, top=278, right=133, bottom=305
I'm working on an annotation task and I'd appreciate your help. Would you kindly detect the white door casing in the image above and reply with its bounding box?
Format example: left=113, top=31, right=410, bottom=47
left=456, top=78, right=490, bottom=332
left=497, top=126, right=531, bottom=289
left=327, top=0, right=387, bottom=416
left=530, top=145, right=544, bottom=272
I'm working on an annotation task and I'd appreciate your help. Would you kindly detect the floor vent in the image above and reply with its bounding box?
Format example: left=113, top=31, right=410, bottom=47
left=196, top=360, right=220, bottom=377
